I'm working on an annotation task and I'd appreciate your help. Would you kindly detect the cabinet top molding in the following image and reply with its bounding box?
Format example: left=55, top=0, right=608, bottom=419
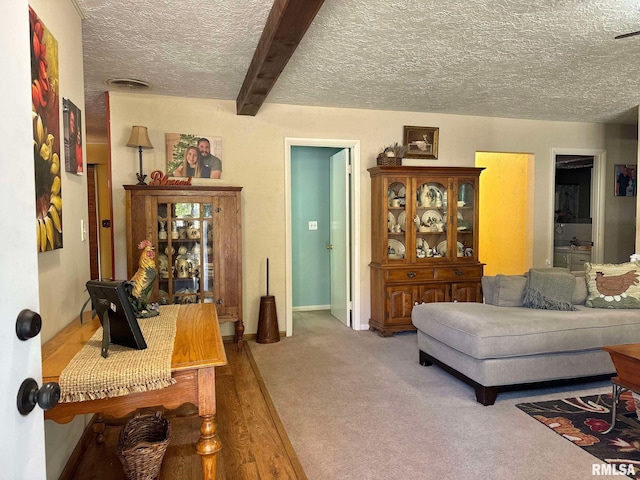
left=124, top=185, right=243, bottom=192
left=368, top=166, right=485, bottom=177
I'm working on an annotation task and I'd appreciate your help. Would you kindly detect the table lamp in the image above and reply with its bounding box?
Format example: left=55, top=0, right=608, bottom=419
left=126, top=126, right=153, bottom=185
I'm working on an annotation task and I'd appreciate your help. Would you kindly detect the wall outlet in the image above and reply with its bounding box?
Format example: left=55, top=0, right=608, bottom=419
left=545, top=258, right=551, bottom=265
left=308, top=221, right=318, bottom=231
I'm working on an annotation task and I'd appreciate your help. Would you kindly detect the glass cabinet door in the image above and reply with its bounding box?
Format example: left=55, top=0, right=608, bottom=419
left=155, top=199, right=214, bottom=304
left=415, top=179, right=448, bottom=260
left=387, top=181, right=407, bottom=261
left=457, top=181, right=475, bottom=258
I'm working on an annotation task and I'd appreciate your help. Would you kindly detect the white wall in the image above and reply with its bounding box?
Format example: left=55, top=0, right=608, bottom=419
left=27, top=1, right=91, bottom=478
left=108, top=93, right=635, bottom=336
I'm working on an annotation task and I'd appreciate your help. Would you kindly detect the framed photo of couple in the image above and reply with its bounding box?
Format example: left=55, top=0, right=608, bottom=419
left=166, top=133, right=223, bottom=179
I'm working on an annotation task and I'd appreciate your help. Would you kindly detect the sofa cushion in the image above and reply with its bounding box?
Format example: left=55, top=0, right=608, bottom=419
left=522, top=269, right=575, bottom=311
left=411, top=302, right=640, bottom=359
left=482, top=275, right=527, bottom=306
left=481, top=276, right=496, bottom=304
left=572, top=275, right=588, bottom=305
left=585, top=261, right=640, bottom=309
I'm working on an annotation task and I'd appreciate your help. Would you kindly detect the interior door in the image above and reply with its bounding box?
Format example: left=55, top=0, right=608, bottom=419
left=329, top=149, right=350, bottom=326
left=0, top=0, right=46, bottom=475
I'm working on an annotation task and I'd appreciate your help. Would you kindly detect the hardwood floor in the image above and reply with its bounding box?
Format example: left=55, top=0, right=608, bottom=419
left=62, top=342, right=306, bottom=480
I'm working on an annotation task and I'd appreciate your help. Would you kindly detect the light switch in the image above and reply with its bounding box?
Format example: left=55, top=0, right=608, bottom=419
left=80, top=219, right=87, bottom=242
left=308, top=221, right=318, bottom=230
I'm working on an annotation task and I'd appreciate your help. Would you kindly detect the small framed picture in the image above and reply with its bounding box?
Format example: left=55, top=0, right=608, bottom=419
left=614, top=164, right=636, bottom=197
left=403, top=126, right=439, bottom=159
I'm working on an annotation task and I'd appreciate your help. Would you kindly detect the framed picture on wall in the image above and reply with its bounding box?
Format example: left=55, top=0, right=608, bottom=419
left=166, top=133, right=222, bottom=179
left=614, top=164, right=636, bottom=197
left=63, top=98, right=83, bottom=175
left=403, top=126, right=439, bottom=159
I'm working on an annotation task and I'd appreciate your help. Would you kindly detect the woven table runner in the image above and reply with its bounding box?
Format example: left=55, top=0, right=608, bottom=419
left=58, top=305, right=179, bottom=403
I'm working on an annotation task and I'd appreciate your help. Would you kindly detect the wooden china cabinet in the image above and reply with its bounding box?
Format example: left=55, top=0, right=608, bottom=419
left=124, top=185, right=244, bottom=347
left=368, top=166, right=484, bottom=337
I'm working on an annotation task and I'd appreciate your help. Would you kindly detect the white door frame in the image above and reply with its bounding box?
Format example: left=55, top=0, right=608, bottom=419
left=284, top=138, right=361, bottom=336
left=549, top=148, right=606, bottom=264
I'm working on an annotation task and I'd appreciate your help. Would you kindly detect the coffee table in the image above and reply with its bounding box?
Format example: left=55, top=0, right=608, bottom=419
left=602, top=344, right=640, bottom=433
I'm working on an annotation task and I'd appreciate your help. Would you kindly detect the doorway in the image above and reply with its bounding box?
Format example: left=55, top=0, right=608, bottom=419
left=551, top=149, right=606, bottom=266
left=284, top=138, right=361, bottom=337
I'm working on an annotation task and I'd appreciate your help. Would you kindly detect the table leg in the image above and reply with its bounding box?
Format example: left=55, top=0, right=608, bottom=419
left=196, top=414, right=222, bottom=480
left=604, top=383, right=626, bottom=434
left=92, top=413, right=105, bottom=444
left=235, top=319, right=245, bottom=351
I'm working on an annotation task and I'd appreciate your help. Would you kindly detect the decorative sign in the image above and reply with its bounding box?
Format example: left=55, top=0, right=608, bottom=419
left=148, top=170, right=192, bottom=186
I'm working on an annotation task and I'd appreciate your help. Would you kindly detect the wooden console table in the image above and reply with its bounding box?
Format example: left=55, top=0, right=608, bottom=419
left=42, top=303, right=227, bottom=480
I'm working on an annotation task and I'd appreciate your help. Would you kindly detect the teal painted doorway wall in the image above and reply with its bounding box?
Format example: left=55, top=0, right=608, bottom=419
left=291, top=146, right=343, bottom=308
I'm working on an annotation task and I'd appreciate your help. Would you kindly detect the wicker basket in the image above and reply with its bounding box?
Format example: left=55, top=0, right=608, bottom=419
left=377, top=153, right=402, bottom=166
left=116, top=412, right=171, bottom=480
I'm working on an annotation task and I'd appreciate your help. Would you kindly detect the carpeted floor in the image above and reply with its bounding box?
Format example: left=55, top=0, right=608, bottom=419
left=517, top=392, right=640, bottom=479
left=250, top=310, right=622, bottom=480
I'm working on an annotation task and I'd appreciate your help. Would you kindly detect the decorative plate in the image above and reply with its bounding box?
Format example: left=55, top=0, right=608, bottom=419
left=398, top=186, right=406, bottom=198
left=388, top=212, right=396, bottom=230
left=436, top=241, right=464, bottom=257
left=398, top=211, right=406, bottom=231
left=388, top=239, right=405, bottom=259
left=416, top=238, right=429, bottom=250
left=422, top=210, right=443, bottom=227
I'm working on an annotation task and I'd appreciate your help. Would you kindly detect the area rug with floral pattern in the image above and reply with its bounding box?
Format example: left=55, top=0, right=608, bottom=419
left=517, top=392, right=640, bottom=478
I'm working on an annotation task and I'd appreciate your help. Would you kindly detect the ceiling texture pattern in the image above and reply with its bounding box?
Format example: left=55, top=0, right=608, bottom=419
left=75, top=0, right=640, bottom=141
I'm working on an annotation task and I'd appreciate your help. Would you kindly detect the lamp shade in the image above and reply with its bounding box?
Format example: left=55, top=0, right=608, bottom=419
left=126, top=125, right=153, bottom=149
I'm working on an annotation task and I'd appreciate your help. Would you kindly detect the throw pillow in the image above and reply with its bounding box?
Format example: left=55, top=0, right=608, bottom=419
left=584, top=261, right=640, bottom=308
left=494, top=275, right=527, bottom=306
left=522, top=268, right=576, bottom=311
left=481, top=276, right=497, bottom=305
left=572, top=275, right=588, bottom=305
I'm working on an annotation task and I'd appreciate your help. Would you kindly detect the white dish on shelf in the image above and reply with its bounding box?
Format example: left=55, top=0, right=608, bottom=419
left=422, top=210, right=443, bottom=227
left=398, top=186, right=406, bottom=198
left=388, top=239, right=405, bottom=259
left=388, top=212, right=396, bottom=231
left=416, top=238, right=429, bottom=250
left=398, top=211, right=406, bottom=231
left=435, top=241, right=464, bottom=257
left=418, top=183, right=445, bottom=207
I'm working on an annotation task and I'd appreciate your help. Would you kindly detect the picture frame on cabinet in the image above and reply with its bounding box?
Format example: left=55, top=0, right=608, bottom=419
left=403, top=126, right=439, bottom=159
left=166, top=133, right=223, bottom=179
left=614, top=164, right=636, bottom=197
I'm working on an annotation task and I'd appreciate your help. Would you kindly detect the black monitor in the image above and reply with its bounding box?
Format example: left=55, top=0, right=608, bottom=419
left=86, top=280, right=147, bottom=358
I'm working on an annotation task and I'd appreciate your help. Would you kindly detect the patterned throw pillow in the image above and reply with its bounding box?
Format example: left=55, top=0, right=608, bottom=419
left=584, top=261, right=640, bottom=308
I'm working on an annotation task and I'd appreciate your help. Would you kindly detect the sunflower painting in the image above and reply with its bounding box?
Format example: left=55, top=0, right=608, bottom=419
left=30, top=7, right=62, bottom=252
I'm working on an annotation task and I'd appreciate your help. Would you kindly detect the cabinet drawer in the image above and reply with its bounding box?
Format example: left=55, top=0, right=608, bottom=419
left=571, top=252, right=591, bottom=265
left=434, top=266, right=483, bottom=280
left=385, top=268, right=434, bottom=283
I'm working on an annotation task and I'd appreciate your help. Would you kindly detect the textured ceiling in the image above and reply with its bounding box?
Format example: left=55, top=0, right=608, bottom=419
left=76, top=0, right=640, bottom=142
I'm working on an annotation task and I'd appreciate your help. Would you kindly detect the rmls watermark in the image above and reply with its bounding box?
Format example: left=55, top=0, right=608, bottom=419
left=592, top=463, right=636, bottom=476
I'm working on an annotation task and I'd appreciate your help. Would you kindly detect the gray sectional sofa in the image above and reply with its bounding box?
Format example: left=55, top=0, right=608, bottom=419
left=412, top=273, right=640, bottom=405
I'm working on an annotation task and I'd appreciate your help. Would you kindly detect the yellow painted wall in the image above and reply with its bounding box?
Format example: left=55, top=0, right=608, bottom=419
left=476, top=152, right=533, bottom=275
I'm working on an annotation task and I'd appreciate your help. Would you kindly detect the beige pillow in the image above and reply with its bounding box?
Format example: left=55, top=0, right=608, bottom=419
left=585, top=261, right=640, bottom=308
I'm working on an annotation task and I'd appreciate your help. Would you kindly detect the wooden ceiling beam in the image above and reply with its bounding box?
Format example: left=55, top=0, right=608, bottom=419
left=236, top=0, right=325, bottom=116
